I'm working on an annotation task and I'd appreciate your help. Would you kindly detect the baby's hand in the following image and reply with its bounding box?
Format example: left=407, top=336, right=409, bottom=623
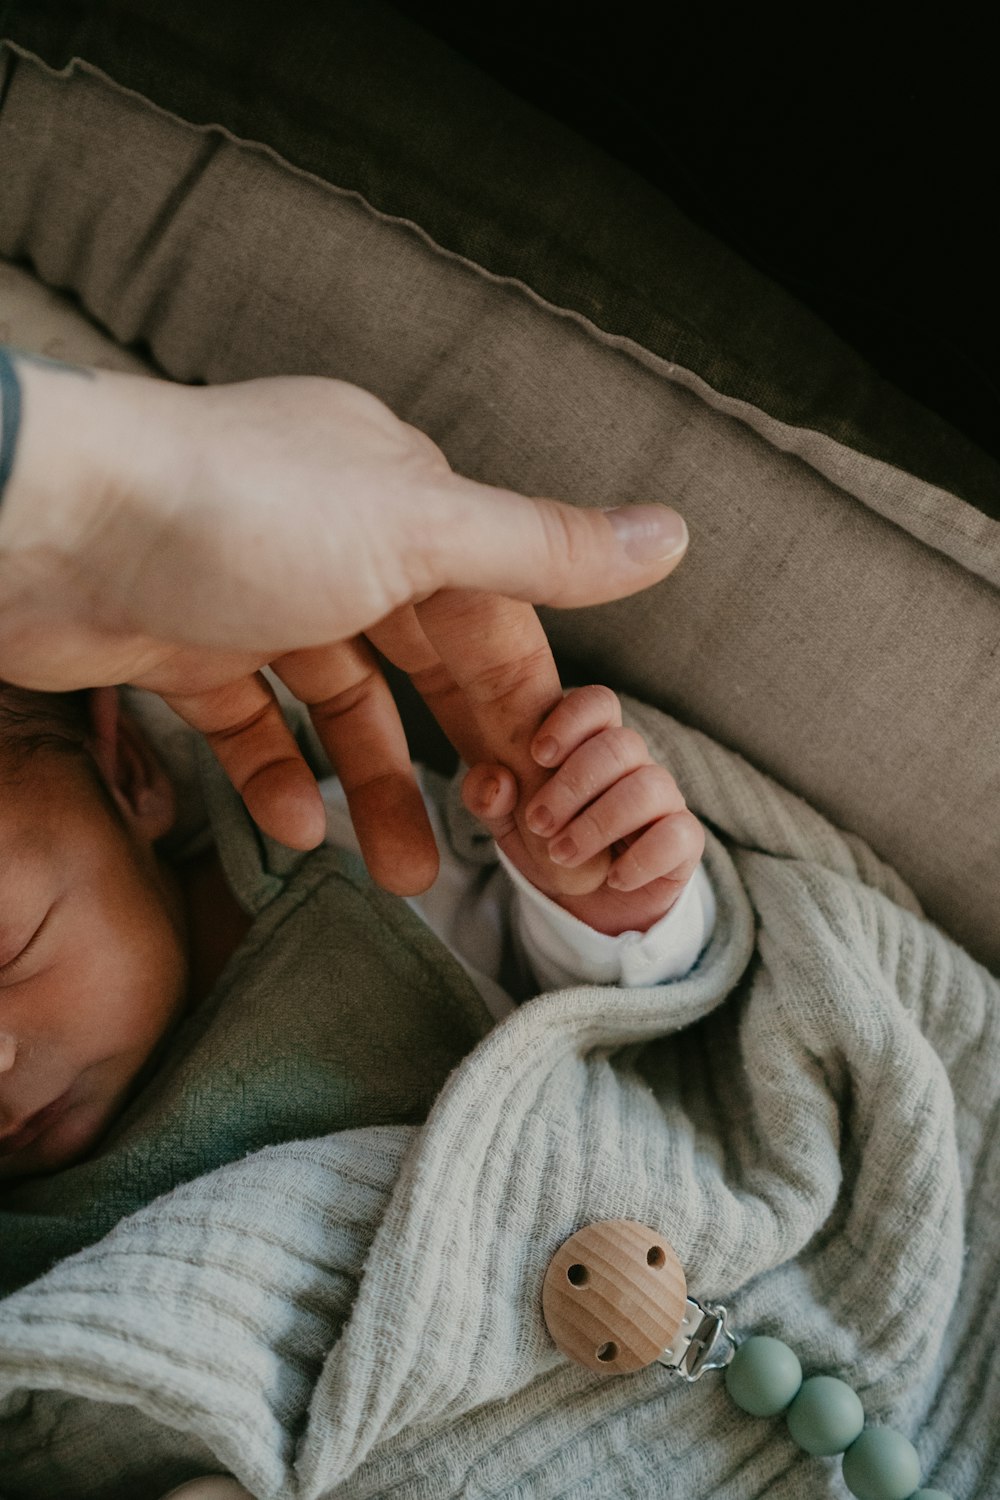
left=462, top=685, right=705, bottom=936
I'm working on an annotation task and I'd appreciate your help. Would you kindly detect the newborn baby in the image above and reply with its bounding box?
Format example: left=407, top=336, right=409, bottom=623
left=0, top=678, right=714, bottom=1198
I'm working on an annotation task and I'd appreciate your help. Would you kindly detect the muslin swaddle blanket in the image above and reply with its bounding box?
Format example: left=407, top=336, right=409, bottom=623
left=0, top=696, right=995, bottom=1499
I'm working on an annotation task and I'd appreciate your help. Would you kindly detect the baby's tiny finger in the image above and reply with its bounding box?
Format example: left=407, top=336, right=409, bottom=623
left=547, top=763, right=685, bottom=867
left=606, top=810, right=706, bottom=892
left=530, top=684, right=622, bottom=766
left=525, top=726, right=650, bottom=835
left=461, top=762, right=519, bottom=825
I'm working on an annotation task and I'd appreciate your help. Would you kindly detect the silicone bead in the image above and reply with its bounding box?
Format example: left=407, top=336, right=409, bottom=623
left=841, top=1428, right=922, bottom=1500
left=786, top=1375, right=865, bottom=1456
left=725, top=1336, right=803, bottom=1417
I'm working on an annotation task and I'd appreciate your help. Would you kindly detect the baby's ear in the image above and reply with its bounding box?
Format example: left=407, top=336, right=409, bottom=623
left=86, top=685, right=177, bottom=841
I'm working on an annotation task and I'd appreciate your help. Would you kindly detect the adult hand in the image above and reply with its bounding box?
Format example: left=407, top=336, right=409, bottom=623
left=0, top=356, right=688, bottom=892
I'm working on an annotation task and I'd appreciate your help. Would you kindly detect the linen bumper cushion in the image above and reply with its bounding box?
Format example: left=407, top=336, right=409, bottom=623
left=0, top=698, right=994, bottom=1499
left=0, top=257, right=156, bottom=375
left=0, top=52, right=997, bottom=973
left=2, top=0, right=998, bottom=523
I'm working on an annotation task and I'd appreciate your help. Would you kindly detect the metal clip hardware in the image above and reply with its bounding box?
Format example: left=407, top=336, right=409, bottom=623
left=656, top=1297, right=737, bottom=1382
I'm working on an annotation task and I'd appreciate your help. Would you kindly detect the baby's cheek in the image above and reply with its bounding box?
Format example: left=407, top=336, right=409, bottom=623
left=126, top=922, right=190, bottom=1047
left=68, top=907, right=188, bottom=1097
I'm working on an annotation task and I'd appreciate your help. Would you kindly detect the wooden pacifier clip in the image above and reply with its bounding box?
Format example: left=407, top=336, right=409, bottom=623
left=542, top=1220, right=950, bottom=1500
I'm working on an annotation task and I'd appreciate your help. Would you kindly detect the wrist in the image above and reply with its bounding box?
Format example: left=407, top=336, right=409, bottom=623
left=0, top=356, right=191, bottom=674
left=0, top=353, right=106, bottom=552
left=552, top=880, right=683, bottom=938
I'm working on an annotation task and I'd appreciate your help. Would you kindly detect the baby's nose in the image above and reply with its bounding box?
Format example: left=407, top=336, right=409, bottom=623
left=0, top=1032, right=17, bottom=1074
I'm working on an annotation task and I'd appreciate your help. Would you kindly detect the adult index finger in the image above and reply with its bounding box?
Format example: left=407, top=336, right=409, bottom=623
left=413, top=589, right=609, bottom=896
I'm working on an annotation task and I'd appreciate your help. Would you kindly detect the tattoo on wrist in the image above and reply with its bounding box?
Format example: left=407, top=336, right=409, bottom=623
left=0, top=345, right=95, bottom=509
left=0, top=347, right=21, bottom=509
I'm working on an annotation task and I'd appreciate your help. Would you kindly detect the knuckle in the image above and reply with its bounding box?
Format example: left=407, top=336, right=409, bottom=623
left=587, top=735, right=633, bottom=792
left=620, top=844, right=652, bottom=882
left=673, top=810, right=706, bottom=864
left=308, top=670, right=379, bottom=725
left=607, top=726, right=647, bottom=771
left=642, top=760, right=682, bottom=803
left=537, top=501, right=589, bottom=579
left=469, top=644, right=555, bottom=707
left=399, top=419, right=450, bottom=469
left=556, top=683, right=616, bottom=736
left=580, top=683, right=621, bottom=720
left=557, top=729, right=635, bottom=804
left=632, top=762, right=667, bottom=802
left=572, top=802, right=607, bottom=848
left=555, top=760, right=595, bottom=804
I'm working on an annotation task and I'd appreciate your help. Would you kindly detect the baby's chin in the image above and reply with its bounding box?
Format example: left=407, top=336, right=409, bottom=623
left=0, top=1094, right=118, bottom=1183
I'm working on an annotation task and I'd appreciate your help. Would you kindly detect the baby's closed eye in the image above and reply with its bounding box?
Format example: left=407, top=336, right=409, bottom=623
left=0, top=905, right=55, bottom=981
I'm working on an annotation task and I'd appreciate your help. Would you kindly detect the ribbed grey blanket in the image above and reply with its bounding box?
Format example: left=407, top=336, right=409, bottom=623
left=0, top=700, right=995, bottom=1499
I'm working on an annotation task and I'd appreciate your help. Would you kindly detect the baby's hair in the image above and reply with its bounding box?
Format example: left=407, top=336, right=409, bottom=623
left=0, top=681, right=92, bottom=773
left=0, top=683, right=133, bottom=832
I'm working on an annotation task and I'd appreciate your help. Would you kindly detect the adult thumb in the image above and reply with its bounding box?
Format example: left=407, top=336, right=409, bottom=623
left=426, top=478, right=689, bottom=608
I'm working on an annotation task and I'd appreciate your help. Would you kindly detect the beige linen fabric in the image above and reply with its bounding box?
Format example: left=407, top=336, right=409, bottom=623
left=0, top=256, right=155, bottom=374
left=0, top=50, right=997, bottom=971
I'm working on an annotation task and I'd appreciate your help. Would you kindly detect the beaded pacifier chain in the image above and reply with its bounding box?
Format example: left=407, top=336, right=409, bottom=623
left=542, top=1220, right=951, bottom=1500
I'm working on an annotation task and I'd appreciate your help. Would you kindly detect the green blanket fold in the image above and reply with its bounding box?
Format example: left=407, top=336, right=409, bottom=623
left=0, top=699, right=995, bottom=1500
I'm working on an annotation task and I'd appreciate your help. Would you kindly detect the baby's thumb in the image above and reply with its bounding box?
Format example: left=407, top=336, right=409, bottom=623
left=462, top=761, right=611, bottom=897
left=461, top=763, right=519, bottom=841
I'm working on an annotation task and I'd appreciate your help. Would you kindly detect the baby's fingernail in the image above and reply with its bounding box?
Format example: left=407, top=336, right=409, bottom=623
left=604, top=505, right=688, bottom=563
left=481, top=775, right=501, bottom=805
left=527, top=805, right=554, bottom=835
left=533, top=735, right=559, bottom=765
left=549, top=835, right=577, bottom=864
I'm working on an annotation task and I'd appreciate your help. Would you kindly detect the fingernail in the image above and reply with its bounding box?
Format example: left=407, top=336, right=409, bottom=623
left=527, top=805, right=554, bottom=835
left=533, top=736, right=559, bottom=766
left=604, top=505, right=688, bottom=563
left=550, top=835, right=577, bottom=864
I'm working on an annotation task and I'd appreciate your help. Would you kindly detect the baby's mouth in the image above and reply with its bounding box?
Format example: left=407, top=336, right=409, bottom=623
left=0, top=1088, right=74, bottom=1156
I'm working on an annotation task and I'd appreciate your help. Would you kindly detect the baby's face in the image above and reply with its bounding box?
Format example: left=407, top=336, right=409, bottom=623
left=0, top=748, right=188, bottom=1181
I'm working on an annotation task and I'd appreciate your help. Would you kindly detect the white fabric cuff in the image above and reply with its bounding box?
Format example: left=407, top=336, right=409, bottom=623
left=495, top=847, right=718, bottom=991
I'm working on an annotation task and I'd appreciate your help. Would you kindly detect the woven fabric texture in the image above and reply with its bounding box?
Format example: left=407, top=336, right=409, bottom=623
left=1, top=0, right=998, bottom=517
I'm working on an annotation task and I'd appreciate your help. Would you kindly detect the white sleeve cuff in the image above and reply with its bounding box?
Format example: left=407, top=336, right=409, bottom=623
left=495, top=847, right=717, bottom=992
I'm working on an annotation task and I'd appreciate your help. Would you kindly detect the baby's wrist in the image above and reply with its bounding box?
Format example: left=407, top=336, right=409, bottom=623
left=533, top=859, right=691, bottom=940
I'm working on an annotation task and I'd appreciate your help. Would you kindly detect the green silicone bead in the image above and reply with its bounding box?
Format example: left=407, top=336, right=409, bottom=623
left=841, top=1428, right=922, bottom=1500
left=786, top=1375, right=865, bottom=1456
left=725, top=1336, right=803, bottom=1417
